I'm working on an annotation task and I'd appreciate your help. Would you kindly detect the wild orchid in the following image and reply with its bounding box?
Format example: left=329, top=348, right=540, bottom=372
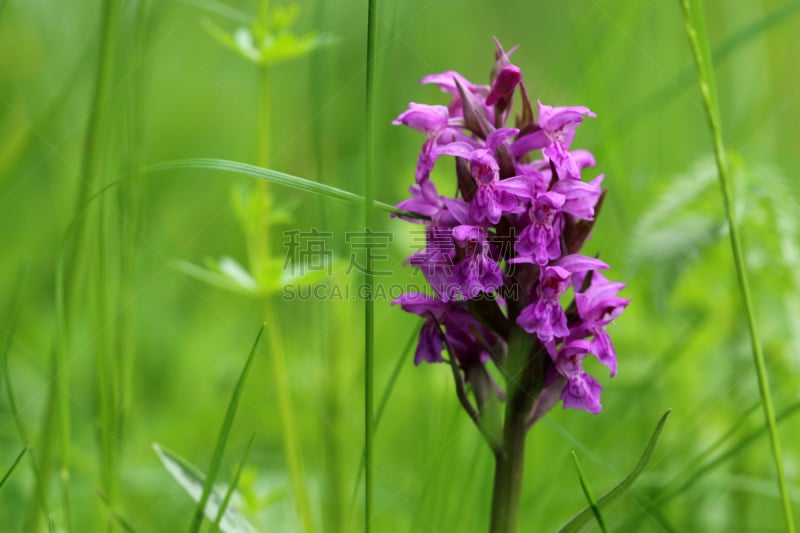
left=391, top=38, right=629, bottom=532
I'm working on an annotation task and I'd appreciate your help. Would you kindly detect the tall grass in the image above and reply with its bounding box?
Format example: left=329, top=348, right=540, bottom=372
left=678, top=1, right=796, bottom=531
left=363, top=0, right=378, bottom=530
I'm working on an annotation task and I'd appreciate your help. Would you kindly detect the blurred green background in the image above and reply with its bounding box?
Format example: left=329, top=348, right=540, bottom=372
left=1, top=0, right=799, bottom=531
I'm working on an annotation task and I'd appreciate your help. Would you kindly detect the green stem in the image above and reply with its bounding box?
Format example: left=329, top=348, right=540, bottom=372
left=364, top=1, right=378, bottom=531
left=678, top=1, right=796, bottom=531
left=489, top=329, right=543, bottom=533
left=263, top=302, right=314, bottom=533
left=253, top=15, right=313, bottom=529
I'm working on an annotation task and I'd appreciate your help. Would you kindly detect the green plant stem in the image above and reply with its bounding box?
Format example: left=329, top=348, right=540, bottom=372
left=364, top=1, right=378, bottom=531
left=489, top=329, right=542, bottom=533
left=263, top=302, right=314, bottom=532
left=253, top=22, right=313, bottom=529
left=678, top=2, right=795, bottom=531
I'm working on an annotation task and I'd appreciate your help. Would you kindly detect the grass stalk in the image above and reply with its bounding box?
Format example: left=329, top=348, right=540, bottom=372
left=364, top=0, right=378, bottom=530
left=0, top=447, right=29, bottom=491
left=189, top=326, right=263, bottom=532
left=210, top=433, right=256, bottom=533
left=570, top=451, right=608, bottom=533
left=252, top=5, right=314, bottom=527
left=678, top=2, right=795, bottom=531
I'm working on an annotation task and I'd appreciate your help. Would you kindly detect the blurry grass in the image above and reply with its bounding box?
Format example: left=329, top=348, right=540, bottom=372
left=559, top=410, right=670, bottom=532
left=618, top=1, right=800, bottom=133
left=2, top=1, right=800, bottom=531
left=190, top=325, right=263, bottom=532
left=211, top=433, right=256, bottom=533
left=570, top=451, right=608, bottom=533
left=144, top=159, right=408, bottom=216
left=96, top=491, right=136, bottom=533
left=679, top=1, right=795, bottom=531
left=0, top=447, right=28, bottom=491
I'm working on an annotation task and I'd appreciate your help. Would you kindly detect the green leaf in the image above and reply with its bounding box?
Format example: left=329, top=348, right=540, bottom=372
left=153, top=444, right=257, bottom=533
left=143, top=158, right=423, bottom=219
left=558, top=410, right=671, bottom=532
left=172, top=258, right=259, bottom=296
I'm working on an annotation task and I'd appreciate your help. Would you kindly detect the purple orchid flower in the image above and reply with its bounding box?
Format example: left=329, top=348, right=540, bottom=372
left=553, top=340, right=603, bottom=414
left=513, top=191, right=566, bottom=265
left=392, top=293, right=496, bottom=367
left=452, top=224, right=504, bottom=298
left=515, top=256, right=608, bottom=341
left=573, top=271, right=629, bottom=376
left=511, top=101, right=596, bottom=180
left=392, top=40, right=627, bottom=427
left=436, top=129, right=533, bottom=224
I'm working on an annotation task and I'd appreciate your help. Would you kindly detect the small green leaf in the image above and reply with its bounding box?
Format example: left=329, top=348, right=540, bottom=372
left=153, top=444, right=257, bottom=533
left=171, top=258, right=258, bottom=296
left=558, top=410, right=671, bottom=532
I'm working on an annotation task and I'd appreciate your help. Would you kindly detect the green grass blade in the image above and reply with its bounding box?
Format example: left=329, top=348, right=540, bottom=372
left=143, top=159, right=420, bottom=218
left=189, top=325, right=264, bottom=533
left=0, top=447, right=28, bottom=491
left=661, top=399, right=800, bottom=503
left=210, top=433, right=256, bottom=533
left=349, top=327, right=417, bottom=513
left=678, top=2, right=796, bottom=531
left=153, top=444, right=257, bottom=533
left=364, top=0, right=379, bottom=530
left=617, top=1, right=800, bottom=131
left=558, top=410, right=671, bottom=532
left=570, top=451, right=608, bottom=533
left=97, top=491, right=136, bottom=533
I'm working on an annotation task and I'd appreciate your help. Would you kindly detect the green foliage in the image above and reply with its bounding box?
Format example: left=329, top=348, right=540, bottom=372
left=2, top=1, right=800, bottom=532
left=205, top=3, right=334, bottom=67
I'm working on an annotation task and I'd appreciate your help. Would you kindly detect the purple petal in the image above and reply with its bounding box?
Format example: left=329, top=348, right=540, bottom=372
left=392, top=292, right=444, bottom=318
left=552, top=174, right=602, bottom=219
left=486, top=64, right=522, bottom=106
left=556, top=254, right=609, bottom=274
left=511, top=128, right=549, bottom=158
left=486, top=127, right=520, bottom=151
left=561, top=372, right=603, bottom=414
left=415, top=320, right=445, bottom=364
left=393, top=103, right=449, bottom=134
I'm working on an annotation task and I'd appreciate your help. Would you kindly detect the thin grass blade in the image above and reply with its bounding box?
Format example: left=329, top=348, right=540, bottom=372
left=211, top=433, right=256, bottom=533
left=349, top=327, right=417, bottom=513
left=363, top=0, right=379, bottom=531
left=571, top=451, right=608, bottom=533
left=189, top=325, right=264, bottom=533
left=153, top=444, right=257, bottom=533
left=558, top=410, right=671, bottom=532
left=0, top=447, right=28, bottom=491
left=96, top=491, right=136, bottom=533
left=678, top=2, right=795, bottom=530
left=143, top=159, right=419, bottom=218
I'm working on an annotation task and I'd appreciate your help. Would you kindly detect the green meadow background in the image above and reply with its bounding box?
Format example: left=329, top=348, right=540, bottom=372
left=2, top=0, right=799, bottom=531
